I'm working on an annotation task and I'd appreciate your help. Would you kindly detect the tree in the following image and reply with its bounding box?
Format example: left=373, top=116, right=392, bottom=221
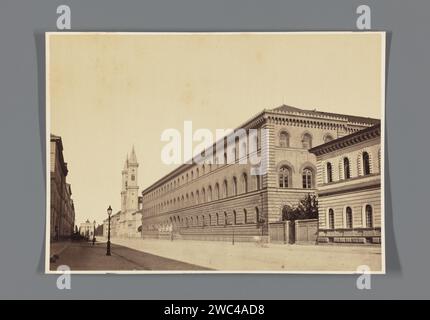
left=296, top=193, right=318, bottom=220
left=281, top=193, right=318, bottom=221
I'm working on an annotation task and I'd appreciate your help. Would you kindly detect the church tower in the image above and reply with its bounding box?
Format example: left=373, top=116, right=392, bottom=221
left=125, top=146, right=139, bottom=212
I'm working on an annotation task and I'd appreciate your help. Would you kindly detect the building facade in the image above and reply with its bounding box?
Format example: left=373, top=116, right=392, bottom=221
left=103, top=147, right=142, bottom=238
left=50, top=134, right=76, bottom=240
left=140, top=105, right=379, bottom=242
left=309, top=123, right=382, bottom=244
left=79, top=219, right=95, bottom=238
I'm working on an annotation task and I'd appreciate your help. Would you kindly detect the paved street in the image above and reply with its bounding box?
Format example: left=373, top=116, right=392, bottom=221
left=50, top=238, right=382, bottom=272
left=49, top=241, right=210, bottom=271
left=111, top=238, right=383, bottom=272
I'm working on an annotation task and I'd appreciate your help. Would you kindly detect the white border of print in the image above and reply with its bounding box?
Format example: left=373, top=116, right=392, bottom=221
left=45, top=31, right=386, bottom=275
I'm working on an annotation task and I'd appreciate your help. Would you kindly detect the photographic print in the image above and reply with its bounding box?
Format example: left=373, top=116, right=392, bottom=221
left=46, top=32, right=385, bottom=273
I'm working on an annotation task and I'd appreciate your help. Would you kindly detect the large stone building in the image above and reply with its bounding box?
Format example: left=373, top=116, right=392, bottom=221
left=50, top=134, right=76, bottom=240
left=140, top=105, right=379, bottom=242
left=103, top=147, right=142, bottom=238
left=309, top=123, right=382, bottom=244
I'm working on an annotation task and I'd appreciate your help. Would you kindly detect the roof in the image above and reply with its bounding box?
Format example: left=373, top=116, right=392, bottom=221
left=309, top=123, right=381, bottom=156
left=272, top=105, right=380, bottom=125
left=141, top=104, right=380, bottom=194
left=129, top=146, right=138, bottom=164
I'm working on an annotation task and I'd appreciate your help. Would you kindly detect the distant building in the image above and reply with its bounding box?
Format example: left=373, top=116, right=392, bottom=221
left=79, top=219, right=95, bottom=238
left=103, top=147, right=142, bottom=238
left=50, top=134, right=76, bottom=240
left=309, top=123, right=382, bottom=244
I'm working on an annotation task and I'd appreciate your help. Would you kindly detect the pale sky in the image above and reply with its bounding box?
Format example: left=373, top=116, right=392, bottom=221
left=48, top=32, right=384, bottom=226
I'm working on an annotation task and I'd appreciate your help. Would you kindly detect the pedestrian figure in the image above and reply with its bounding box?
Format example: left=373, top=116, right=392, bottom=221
left=92, top=236, right=96, bottom=246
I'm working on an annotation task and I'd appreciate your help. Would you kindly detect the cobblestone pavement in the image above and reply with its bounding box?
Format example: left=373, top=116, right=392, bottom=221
left=109, top=237, right=383, bottom=272
left=49, top=241, right=210, bottom=271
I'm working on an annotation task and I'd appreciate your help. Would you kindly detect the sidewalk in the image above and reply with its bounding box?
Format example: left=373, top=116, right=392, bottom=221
left=49, top=241, right=72, bottom=257
left=110, top=237, right=382, bottom=272
left=49, top=241, right=210, bottom=271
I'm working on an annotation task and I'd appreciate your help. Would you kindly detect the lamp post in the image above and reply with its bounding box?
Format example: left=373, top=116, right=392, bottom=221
left=106, top=205, right=112, bottom=256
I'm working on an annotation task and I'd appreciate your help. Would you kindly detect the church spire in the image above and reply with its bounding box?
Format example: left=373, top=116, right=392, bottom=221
left=129, top=145, right=138, bottom=164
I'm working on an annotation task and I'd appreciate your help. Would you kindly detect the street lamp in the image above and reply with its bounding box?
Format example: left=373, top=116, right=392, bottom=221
left=106, top=205, right=112, bottom=256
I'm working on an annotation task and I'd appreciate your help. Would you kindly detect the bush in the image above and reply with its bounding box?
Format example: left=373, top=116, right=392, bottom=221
left=281, top=193, right=318, bottom=221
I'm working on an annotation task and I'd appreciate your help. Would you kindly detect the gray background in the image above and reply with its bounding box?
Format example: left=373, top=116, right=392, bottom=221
left=0, top=0, right=428, bottom=299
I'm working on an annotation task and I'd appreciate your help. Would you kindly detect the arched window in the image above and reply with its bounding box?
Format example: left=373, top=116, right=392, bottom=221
left=232, top=177, right=238, bottom=196
left=216, top=213, right=219, bottom=225
left=214, top=183, right=220, bottom=200
left=208, top=186, right=212, bottom=202
left=195, top=190, right=199, bottom=204
left=278, top=166, right=290, bottom=188
left=224, top=152, right=228, bottom=165
left=196, top=168, right=199, bottom=177
left=224, top=211, right=228, bottom=225
left=365, top=205, right=373, bottom=228
left=241, top=173, right=248, bottom=193
left=343, top=158, right=351, bottom=179
left=324, top=134, right=334, bottom=143
left=345, top=207, right=353, bottom=229
left=255, top=174, right=261, bottom=190
left=326, top=162, right=333, bottom=183
left=223, top=180, right=228, bottom=198
left=233, top=210, right=237, bottom=224
left=240, top=141, right=247, bottom=159
left=201, top=215, right=205, bottom=227
left=202, top=188, right=206, bottom=203
left=234, top=137, right=240, bottom=161
left=302, top=168, right=313, bottom=189
left=363, top=152, right=371, bottom=175
left=328, top=209, right=335, bottom=229
left=255, top=207, right=260, bottom=223
left=244, top=209, right=248, bottom=224
left=191, top=171, right=194, bottom=180
left=302, top=133, right=312, bottom=149
left=279, top=131, right=289, bottom=147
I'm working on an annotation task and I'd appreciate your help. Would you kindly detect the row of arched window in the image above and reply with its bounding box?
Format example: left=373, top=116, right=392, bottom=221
left=278, top=131, right=334, bottom=149
left=146, top=207, right=261, bottom=230
left=325, top=150, right=381, bottom=183
left=278, top=166, right=315, bottom=189
left=326, top=204, right=374, bottom=230
left=145, top=174, right=262, bottom=217
left=144, top=138, right=262, bottom=202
